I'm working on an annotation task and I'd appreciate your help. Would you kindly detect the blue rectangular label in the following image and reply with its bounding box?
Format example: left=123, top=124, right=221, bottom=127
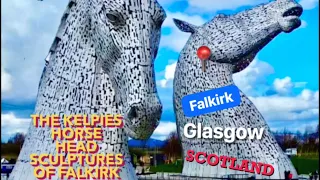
left=181, top=85, right=241, bottom=117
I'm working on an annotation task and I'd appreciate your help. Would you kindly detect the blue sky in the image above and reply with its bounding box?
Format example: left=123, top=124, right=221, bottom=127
left=1, top=0, right=319, bottom=141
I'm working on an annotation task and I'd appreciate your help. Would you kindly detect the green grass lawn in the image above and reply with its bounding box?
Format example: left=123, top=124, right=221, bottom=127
left=291, top=156, right=319, bottom=174
left=150, top=163, right=183, bottom=173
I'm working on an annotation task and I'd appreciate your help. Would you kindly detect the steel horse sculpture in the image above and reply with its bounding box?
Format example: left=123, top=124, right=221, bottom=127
left=9, top=0, right=165, bottom=179
left=173, top=0, right=303, bottom=179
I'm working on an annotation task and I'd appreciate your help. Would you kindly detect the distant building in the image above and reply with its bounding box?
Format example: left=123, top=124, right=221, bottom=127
left=1, top=158, right=8, bottom=164
left=128, top=138, right=166, bottom=167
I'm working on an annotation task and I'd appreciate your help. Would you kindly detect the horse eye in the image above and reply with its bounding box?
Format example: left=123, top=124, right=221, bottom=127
left=106, top=13, right=119, bottom=23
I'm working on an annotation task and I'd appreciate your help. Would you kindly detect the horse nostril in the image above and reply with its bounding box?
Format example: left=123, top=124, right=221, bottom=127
left=127, top=106, right=138, bottom=119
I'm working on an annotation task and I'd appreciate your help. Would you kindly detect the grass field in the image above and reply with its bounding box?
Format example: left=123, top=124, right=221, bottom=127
left=150, top=163, right=183, bottom=173
left=291, top=155, right=319, bottom=174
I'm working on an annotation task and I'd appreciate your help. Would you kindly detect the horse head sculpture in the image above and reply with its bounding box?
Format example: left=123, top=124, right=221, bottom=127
left=10, top=0, right=165, bottom=179
left=173, top=0, right=302, bottom=179
left=90, top=0, right=165, bottom=139
left=174, top=0, right=302, bottom=73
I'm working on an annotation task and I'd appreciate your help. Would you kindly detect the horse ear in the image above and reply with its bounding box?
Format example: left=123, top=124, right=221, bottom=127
left=173, top=18, right=197, bottom=33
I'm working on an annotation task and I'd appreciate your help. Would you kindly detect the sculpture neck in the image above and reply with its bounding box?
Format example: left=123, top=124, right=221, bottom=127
left=204, top=61, right=235, bottom=88
left=177, top=53, right=235, bottom=89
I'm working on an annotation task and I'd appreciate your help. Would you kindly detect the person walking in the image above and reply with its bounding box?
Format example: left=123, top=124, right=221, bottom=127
left=315, top=170, right=319, bottom=180
left=309, top=172, right=313, bottom=180
left=284, top=171, right=293, bottom=180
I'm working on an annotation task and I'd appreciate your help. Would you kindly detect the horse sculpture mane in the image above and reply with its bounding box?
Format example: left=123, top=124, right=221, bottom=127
left=10, top=0, right=165, bottom=179
left=173, top=0, right=303, bottom=179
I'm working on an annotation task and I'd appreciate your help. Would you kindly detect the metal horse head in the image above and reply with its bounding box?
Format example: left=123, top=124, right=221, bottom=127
left=173, top=0, right=303, bottom=73
left=90, top=0, right=166, bottom=138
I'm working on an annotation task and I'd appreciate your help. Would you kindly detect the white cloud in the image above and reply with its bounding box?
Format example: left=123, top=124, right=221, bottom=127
left=152, top=121, right=177, bottom=139
left=273, top=76, right=308, bottom=95
left=314, top=90, right=319, bottom=100
left=266, top=108, right=318, bottom=121
left=233, top=59, right=274, bottom=96
left=158, top=62, right=177, bottom=88
left=270, top=119, right=319, bottom=133
left=160, top=12, right=206, bottom=52
left=2, top=0, right=59, bottom=37
left=300, top=89, right=318, bottom=101
left=249, top=89, right=319, bottom=121
left=299, top=0, right=319, bottom=10
left=2, top=1, right=68, bottom=100
left=187, top=0, right=268, bottom=12
left=231, top=59, right=318, bottom=123
left=1, top=113, right=31, bottom=140
left=152, top=120, right=176, bottom=140
left=273, top=76, right=294, bottom=94
left=234, top=62, right=308, bottom=96
left=1, top=67, right=12, bottom=93
left=151, top=135, right=169, bottom=141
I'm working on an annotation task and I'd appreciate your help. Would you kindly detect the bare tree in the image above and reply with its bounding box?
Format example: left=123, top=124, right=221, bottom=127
left=162, top=131, right=182, bottom=163
left=280, top=128, right=299, bottom=150
left=8, top=133, right=25, bottom=146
